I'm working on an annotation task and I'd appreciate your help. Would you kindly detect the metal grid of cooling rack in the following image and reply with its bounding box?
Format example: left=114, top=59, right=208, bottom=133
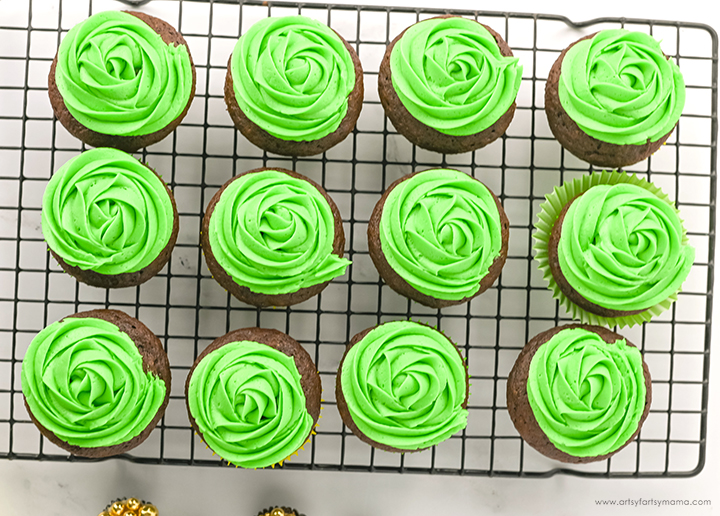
left=0, top=0, right=716, bottom=478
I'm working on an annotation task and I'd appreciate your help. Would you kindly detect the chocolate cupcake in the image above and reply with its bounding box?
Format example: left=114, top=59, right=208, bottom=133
left=378, top=16, right=522, bottom=154
left=544, top=176, right=694, bottom=320
left=42, top=148, right=179, bottom=289
left=368, top=168, right=508, bottom=308
left=225, top=16, right=363, bottom=156
left=21, top=309, right=171, bottom=458
left=202, top=167, right=350, bottom=307
left=48, top=10, right=196, bottom=153
left=507, top=324, right=651, bottom=463
left=185, top=328, right=321, bottom=469
left=545, top=29, right=685, bottom=168
left=336, top=320, right=469, bottom=452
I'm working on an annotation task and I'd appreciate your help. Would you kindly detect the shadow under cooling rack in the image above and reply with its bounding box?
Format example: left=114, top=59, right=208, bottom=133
left=0, top=0, right=716, bottom=478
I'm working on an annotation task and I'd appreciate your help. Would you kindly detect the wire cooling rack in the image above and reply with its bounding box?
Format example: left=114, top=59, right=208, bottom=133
left=0, top=0, right=716, bottom=478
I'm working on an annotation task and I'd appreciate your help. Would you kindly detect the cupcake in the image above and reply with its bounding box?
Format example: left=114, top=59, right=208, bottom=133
left=185, top=328, right=321, bottom=469
left=48, top=10, right=196, bottom=153
left=534, top=171, right=694, bottom=324
left=42, top=147, right=179, bottom=289
left=545, top=29, right=685, bottom=168
left=21, top=309, right=171, bottom=458
left=202, top=167, right=350, bottom=307
left=368, top=168, right=508, bottom=308
left=225, top=16, right=363, bottom=156
left=336, top=320, right=469, bottom=452
left=507, top=324, right=651, bottom=463
left=378, top=16, right=522, bottom=154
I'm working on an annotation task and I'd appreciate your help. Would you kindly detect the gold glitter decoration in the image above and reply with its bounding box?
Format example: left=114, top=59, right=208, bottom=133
left=103, top=499, right=159, bottom=516
left=261, top=508, right=297, bottom=516
left=140, top=505, right=159, bottom=516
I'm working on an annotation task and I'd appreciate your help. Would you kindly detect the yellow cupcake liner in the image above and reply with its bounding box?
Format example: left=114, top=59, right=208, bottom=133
left=532, top=170, right=689, bottom=329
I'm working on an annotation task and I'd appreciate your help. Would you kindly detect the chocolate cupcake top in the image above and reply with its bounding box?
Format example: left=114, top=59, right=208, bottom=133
left=340, top=320, right=468, bottom=450
left=208, top=169, right=350, bottom=295
left=526, top=327, right=646, bottom=457
left=187, top=340, right=313, bottom=468
left=230, top=16, right=356, bottom=142
left=558, top=183, right=694, bottom=312
left=54, top=11, right=194, bottom=136
left=42, top=148, right=175, bottom=275
left=379, top=168, right=503, bottom=301
left=390, top=17, right=522, bottom=136
left=559, top=29, right=685, bottom=145
left=21, top=316, right=167, bottom=448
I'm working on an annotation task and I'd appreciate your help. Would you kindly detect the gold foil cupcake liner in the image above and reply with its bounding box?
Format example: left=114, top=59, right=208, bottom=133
left=532, top=170, right=689, bottom=328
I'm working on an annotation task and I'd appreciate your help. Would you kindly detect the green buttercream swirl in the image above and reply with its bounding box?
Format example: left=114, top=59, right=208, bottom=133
left=231, top=16, right=356, bottom=141
left=559, top=29, right=685, bottom=145
left=21, top=317, right=167, bottom=448
left=558, top=183, right=694, bottom=312
left=209, top=169, right=350, bottom=295
left=379, top=169, right=503, bottom=300
left=42, top=148, right=175, bottom=275
left=390, top=17, right=522, bottom=136
left=187, top=340, right=313, bottom=468
left=527, top=328, right=646, bottom=457
left=55, top=10, right=193, bottom=136
left=340, top=321, right=468, bottom=450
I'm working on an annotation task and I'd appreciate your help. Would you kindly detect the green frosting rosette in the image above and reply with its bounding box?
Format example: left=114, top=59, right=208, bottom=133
left=21, top=317, right=167, bottom=448
left=340, top=320, right=468, bottom=450
left=54, top=10, right=194, bottom=136
left=379, top=169, right=504, bottom=301
left=208, top=169, right=350, bottom=295
left=559, top=29, right=685, bottom=145
left=231, top=16, right=356, bottom=141
left=527, top=327, right=646, bottom=457
left=187, top=341, right=314, bottom=468
left=390, top=17, right=522, bottom=136
left=42, top=148, right=175, bottom=275
left=533, top=170, right=694, bottom=327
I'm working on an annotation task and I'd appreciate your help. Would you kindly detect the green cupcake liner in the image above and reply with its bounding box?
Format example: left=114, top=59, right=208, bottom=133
left=532, top=170, right=690, bottom=329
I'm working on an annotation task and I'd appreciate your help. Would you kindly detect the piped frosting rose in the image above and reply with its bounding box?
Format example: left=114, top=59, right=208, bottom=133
left=231, top=16, right=356, bottom=141
left=21, top=317, right=167, bottom=448
left=208, top=169, right=350, bottom=295
left=54, top=10, right=194, bottom=136
left=42, top=148, right=175, bottom=275
left=187, top=341, right=313, bottom=468
left=340, top=321, right=468, bottom=450
left=379, top=169, right=503, bottom=300
left=390, top=17, right=522, bottom=136
left=559, top=29, right=685, bottom=145
left=558, top=183, right=695, bottom=312
left=526, top=328, right=646, bottom=457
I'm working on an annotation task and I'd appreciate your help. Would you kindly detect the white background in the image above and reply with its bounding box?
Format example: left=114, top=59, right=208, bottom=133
left=0, top=0, right=718, bottom=514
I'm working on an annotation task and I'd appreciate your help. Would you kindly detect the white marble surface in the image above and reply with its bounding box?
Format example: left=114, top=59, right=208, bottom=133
left=0, top=0, right=718, bottom=514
